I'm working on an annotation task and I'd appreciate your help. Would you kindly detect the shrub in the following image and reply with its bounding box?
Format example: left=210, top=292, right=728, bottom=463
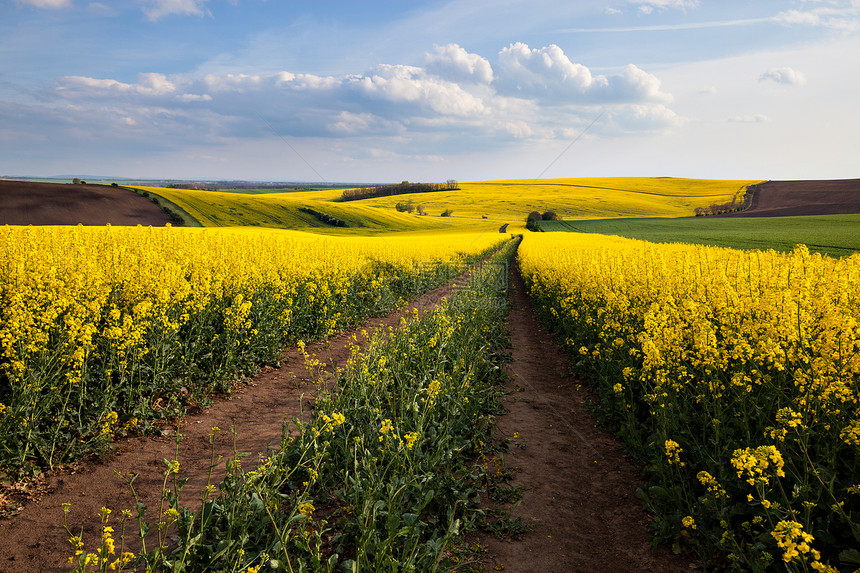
left=395, top=200, right=415, bottom=213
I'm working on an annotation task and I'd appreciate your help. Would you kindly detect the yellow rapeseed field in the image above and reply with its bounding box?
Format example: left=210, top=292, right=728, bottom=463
left=519, top=233, right=860, bottom=570
left=134, top=186, right=483, bottom=234
left=343, top=177, right=761, bottom=221
left=0, top=224, right=506, bottom=474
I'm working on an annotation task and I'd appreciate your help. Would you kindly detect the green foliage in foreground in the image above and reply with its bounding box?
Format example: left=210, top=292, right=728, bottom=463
left=539, top=214, right=860, bottom=257
left=76, top=238, right=520, bottom=572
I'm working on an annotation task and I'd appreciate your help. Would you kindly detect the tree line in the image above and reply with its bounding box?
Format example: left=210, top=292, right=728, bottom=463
left=338, top=180, right=459, bottom=202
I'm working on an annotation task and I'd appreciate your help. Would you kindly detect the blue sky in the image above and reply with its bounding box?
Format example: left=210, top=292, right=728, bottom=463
left=2, top=0, right=859, bottom=182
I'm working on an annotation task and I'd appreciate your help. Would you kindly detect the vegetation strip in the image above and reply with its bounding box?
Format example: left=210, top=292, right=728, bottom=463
left=519, top=233, right=860, bottom=572
left=66, top=237, right=520, bottom=571
left=0, top=226, right=504, bottom=478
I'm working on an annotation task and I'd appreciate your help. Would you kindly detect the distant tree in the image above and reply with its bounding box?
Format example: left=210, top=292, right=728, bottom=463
left=395, top=200, right=415, bottom=213
left=72, top=178, right=81, bottom=184
left=541, top=211, right=558, bottom=221
left=526, top=211, right=541, bottom=222
left=416, top=204, right=426, bottom=215
left=441, top=208, right=453, bottom=217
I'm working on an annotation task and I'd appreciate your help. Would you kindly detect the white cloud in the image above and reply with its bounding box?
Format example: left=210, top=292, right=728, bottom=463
left=55, top=72, right=213, bottom=101
left=775, top=5, right=860, bottom=31
left=609, top=103, right=681, bottom=133
left=630, top=0, right=699, bottom=15
left=425, top=44, right=494, bottom=84
left=759, top=67, right=807, bottom=85
left=351, top=64, right=488, bottom=117
left=495, top=43, right=672, bottom=104
left=142, top=0, right=210, bottom=22
left=39, top=42, right=681, bottom=161
left=14, top=0, right=72, bottom=7
left=727, top=114, right=770, bottom=123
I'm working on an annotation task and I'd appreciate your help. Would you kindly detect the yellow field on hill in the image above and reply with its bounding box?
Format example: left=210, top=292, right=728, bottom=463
left=136, top=178, right=761, bottom=234
left=342, top=177, right=761, bottom=221
left=133, top=187, right=483, bottom=234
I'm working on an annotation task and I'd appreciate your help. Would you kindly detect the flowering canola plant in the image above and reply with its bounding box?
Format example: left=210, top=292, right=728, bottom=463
left=0, top=224, right=504, bottom=475
left=519, top=232, right=860, bottom=571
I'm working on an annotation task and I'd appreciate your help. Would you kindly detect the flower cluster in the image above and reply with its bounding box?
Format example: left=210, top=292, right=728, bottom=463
left=730, top=445, right=786, bottom=486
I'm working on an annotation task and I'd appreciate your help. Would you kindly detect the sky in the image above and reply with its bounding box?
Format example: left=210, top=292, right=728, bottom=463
left=2, top=0, right=859, bottom=183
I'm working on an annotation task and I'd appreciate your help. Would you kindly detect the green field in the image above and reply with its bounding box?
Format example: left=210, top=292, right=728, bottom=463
left=539, top=214, right=860, bottom=257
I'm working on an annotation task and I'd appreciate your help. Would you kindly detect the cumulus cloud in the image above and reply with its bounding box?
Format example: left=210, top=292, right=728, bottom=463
left=142, top=0, right=210, bottom=21
left=14, top=0, right=72, bottom=7
left=425, top=44, right=494, bottom=84
left=55, top=73, right=214, bottom=104
left=495, top=43, right=672, bottom=104
left=44, top=42, right=678, bottom=147
left=759, top=67, right=807, bottom=85
left=349, top=64, right=488, bottom=116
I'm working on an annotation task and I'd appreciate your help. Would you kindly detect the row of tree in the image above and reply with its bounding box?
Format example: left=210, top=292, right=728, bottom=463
left=694, top=183, right=758, bottom=216
left=525, top=210, right=559, bottom=231
left=298, top=207, right=348, bottom=227
left=338, top=180, right=459, bottom=202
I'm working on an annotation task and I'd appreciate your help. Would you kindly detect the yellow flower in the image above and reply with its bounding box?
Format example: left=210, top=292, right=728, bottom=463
left=298, top=502, right=315, bottom=518
left=730, top=445, right=785, bottom=486
left=771, top=520, right=815, bottom=563
left=664, top=439, right=684, bottom=466
left=682, top=515, right=696, bottom=530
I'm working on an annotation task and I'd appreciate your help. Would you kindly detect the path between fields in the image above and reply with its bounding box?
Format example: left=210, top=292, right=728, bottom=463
left=478, top=264, right=693, bottom=572
left=0, top=260, right=694, bottom=572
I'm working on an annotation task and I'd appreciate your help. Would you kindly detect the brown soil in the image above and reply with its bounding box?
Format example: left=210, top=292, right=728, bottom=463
left=478, top=264, right=693, bottom=572
left=724, top=178, right=860, bottom=217
left=0, top=180, right=171, bottom=226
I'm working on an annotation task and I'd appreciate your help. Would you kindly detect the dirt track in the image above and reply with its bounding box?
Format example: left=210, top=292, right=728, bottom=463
left=480, top=264, right=690, bottom=572
left=725, top=178, right=860, bottom=217
left=0, top=180, right=171, bottom=226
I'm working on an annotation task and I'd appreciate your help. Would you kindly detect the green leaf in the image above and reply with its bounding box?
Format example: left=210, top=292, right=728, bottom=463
left=840, top=549, right=860, bottom=565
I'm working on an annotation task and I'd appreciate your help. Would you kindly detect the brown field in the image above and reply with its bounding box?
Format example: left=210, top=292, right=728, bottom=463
left=726, top=178, right=860, bottom=217
left=0, top=180, right=172, bottom=226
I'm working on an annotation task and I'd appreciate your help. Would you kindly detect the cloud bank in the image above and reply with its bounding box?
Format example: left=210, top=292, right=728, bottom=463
left=45, top=42, right=677, bottom=151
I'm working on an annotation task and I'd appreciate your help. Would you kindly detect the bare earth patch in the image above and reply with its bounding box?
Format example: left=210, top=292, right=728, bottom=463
left=725, top=178, right=860, bottom=217
left=0, top=180, right=171, bottom=226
